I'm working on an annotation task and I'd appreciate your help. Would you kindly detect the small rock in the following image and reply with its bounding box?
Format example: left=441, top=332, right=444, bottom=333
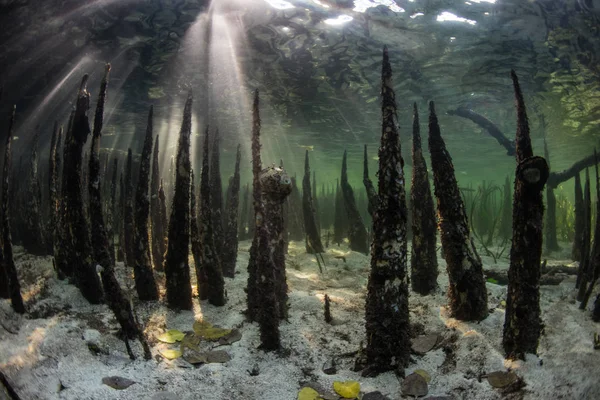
left=363, top=391, right=391, bottom=400
left=402, top=373, right=428, bottom=397
left=322, top=358, right=337, bottom=375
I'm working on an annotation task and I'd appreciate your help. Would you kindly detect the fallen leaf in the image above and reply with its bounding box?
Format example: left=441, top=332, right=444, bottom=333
left=218, top=329, right=242, bottom=345
left=206, top=350, right=231, bottom=363
left=402, top=373, right=428, bottom=397
left=101, top=376, right=136, bottom=390
left=414, top=369, right=431, bottom=383
left=159, top=348, right=182, bottom=360
left=333, top=380, right=360, bottom=399
left=411, top=333, right=439, bottom=354
left=157, top=330, right=186, bottom=344
left=297, top=387, right=320, bottom=400
left=487, top=371, right=518, bottom=388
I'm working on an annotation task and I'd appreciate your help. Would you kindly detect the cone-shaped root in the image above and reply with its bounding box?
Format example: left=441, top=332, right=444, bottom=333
left=88, top=64, right=151, bottom=358
left=410, top=103, right=438, bottom=295
left=302, top=151, right=324, bottom=254
left=341, top=150, right=369, bottom=254
left=428, top=100, right=488, bottom=321
left=163, top=95, right=194, bottom=310
left=364, top=46, right=410, bottom=376
left=133, top=106, right=159, bottom=301
left=199, top=127, right=226, bottom=306
left=502, top=70, right=548, bottom=360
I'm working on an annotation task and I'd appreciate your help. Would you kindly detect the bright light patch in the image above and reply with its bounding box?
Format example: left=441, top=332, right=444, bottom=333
left=410, top=12, right=424, bottom=19
left=282, top=26, right=290, bottom=31
left=484, top=12, right=490, bottom=15
left=264, top=0, right=295, bottom=9
left=471, top=0, right=496, bottom=3
left=312, top=0, right=330, bottom=7
left=354, top=0, right=405, bottom=13
left=324, top=15, right=353, bottom=25
left=437, top=11, right=477, bottom=25
left=450, top=36, right=456, bottom=42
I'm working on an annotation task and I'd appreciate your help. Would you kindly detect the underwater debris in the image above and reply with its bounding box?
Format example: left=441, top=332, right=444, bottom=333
left=159, top=348, right=182, bottom=360
left=411, top=333, right=439, bottom=355
left=133, top=106, right=159, bottom=301
left=410, top=103, right=438, bottom=296
left=363, top=46, right=410, bottom=377
left=333, top=380, right=360, bottom=399
left=163, top=94, right=193, bottom=310
left=101, top=376, right=136, bottom=390
left=298, top=386, right=320, bottom=400
left=150, top=134, right=165, bottom=272
left=428, top=100, right=488, bottom=321
left=222, top=144, right=241, bottom=278
left=341, top=150, right=369, bottom=255
left=485, top=371, right=519, bottom=388
left=199, top=127, right=226, bottom=307
left=302, top=151, right=324, bottom=254
left=502, top=70, right=548, bottom=360
left=88, top=64, right=151, bottom=360
left=401, top=373, right=428, bottom=397
left=157, top=329, right=185, bottom=344
left=1, top=105, right=25, bottom=313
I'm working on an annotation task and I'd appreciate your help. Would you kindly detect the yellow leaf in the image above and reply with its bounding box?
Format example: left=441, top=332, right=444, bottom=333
left=157, top=330, right=186, bottom=343
left=297, top=387, right=320, bottom=400
left=192, top=320, right=213, bottom=334
left=414, top=369, right=431, bottom=383
left=196, top=327, right=232, bottom=341
left=333, top=381, right=360, bottom=399
left=159, top=349, right=182, bottom=360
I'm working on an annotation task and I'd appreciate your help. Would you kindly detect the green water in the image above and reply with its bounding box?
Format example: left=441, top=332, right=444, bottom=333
left=0, top=0, right=598, bottom=197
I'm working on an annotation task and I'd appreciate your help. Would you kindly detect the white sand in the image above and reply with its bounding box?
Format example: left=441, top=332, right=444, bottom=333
left=1, top=240, right=599, bottom=400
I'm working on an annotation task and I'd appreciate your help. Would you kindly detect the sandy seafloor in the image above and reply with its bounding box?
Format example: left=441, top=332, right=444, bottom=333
left=1, top=238, right=599, bottom=400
